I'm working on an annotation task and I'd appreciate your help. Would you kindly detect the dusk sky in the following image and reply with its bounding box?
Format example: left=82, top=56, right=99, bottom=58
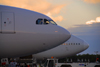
left=0, top=0, right=100, bottom=54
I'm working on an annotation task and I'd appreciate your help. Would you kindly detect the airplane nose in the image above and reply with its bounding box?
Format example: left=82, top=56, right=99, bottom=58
left=84, top=41, right=89, bottom=50
left=64, top=29, right=71, bottom=40
left=58, top=26, right=71, bottom=43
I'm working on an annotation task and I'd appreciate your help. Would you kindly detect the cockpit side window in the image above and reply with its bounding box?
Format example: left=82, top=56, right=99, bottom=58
left=36, top=19, right=50, bottom=25
left=36, top=19, right=43, bottom=24
left=44, top=19, right=49, bottom=24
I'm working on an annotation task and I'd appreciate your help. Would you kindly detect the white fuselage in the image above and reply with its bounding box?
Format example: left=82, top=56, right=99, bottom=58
left=0, top=5, right=71, bottom=58
left=33, top=35, right=89, bottom=59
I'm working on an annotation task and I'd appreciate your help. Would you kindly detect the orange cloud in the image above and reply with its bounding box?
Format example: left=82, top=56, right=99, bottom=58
left=46, top=12, right=63, bottom=22
left=54, top=16, right=63, bottom=22
left=49, top=5, right=66, bottom=15
left=0, top=0, right=65, bottom=22
left=86, top=17, right=100, bottom=24
left=83, top=0, right=100, bottom=4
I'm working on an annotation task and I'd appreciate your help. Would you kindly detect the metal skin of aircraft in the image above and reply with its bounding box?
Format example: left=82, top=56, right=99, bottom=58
left=0, top=5, right=71, bottom=58
left=33, top=35, right=89, bottom=59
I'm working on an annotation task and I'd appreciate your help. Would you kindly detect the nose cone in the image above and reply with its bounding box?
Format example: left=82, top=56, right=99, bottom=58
left=84, top=42, right=89, bottom=50
left=64, top=30, right=71, bottom=40
left=58, top=26, right=71, bottom=43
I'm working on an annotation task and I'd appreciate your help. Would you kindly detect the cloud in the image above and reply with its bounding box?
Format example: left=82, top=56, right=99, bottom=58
left=46, top=12, right=63, bottom=22
left=45, top=4, right=65, bottom=22
left=0, top=0, right=65, bottom=22
left=83, top=0, right=100, bottom=4
left=86, top=17, right=100, bottom=24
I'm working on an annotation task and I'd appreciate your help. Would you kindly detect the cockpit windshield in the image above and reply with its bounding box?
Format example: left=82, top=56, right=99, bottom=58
left=36, top=19, right=57, bottom=25
left=49, top=20, right=57, bottom=25
left=44, top=19, right=49, bottom=24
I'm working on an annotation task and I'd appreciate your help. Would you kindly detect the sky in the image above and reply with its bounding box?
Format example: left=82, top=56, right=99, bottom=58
left=0, top=0, right=100, bottom=54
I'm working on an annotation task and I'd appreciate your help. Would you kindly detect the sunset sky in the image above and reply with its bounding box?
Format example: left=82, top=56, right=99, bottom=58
left=0, top=0, right=100, bottom=54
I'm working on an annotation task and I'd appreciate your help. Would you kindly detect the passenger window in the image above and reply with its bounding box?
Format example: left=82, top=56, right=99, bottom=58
left=44, top=19, right=49, bottom=24
left=36, top=19, right=43, bottom=24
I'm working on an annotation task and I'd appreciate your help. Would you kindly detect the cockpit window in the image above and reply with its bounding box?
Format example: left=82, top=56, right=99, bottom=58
left=49, top=20, right=57, bottom=25
left=44, top=19, right=49, bottom=24
left=36, top=19, right=43, bottom=24
left=36, top=19, right=57, bottom=25
left=36, top=19, right=49, bottom=25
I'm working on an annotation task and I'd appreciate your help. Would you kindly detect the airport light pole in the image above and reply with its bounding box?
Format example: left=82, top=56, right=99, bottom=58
left=94, top=51, right=98, bottom=62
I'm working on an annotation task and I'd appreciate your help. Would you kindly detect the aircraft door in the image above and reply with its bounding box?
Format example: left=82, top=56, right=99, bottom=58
left=1, top=12, right=15, bottom=33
